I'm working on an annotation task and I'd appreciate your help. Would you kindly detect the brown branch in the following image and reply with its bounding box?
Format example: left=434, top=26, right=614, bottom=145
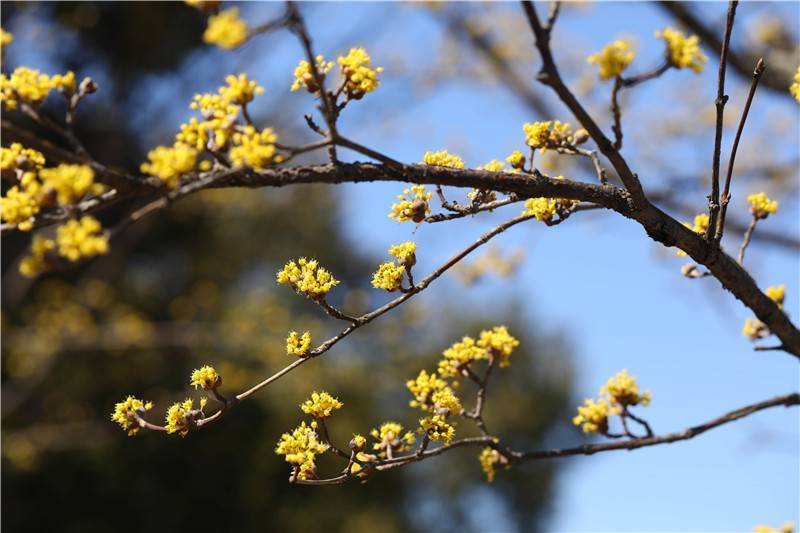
left=738, top=215, right=758, bottom=265
left=304, top=392, right=800, bottom=484
left=716, top=58, right=766, bottom=243
left=706, top=1, right=738, bottom=242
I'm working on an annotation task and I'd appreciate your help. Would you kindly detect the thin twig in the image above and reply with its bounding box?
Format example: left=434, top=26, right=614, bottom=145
left=706, top=1, right=738, bottom=241
left=715, top=58, right=766, bottom=242
left=737, top=215, right=758, bottom=265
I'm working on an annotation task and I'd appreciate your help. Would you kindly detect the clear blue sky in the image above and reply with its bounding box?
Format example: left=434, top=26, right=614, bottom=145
left=8, top=1, right=798, bottom=531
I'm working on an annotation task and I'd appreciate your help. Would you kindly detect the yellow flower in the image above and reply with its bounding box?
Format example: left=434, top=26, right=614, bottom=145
left=140, top=142, right=197, bottom=189
left=291, top=55, right=334, bottom=93
left=419, top=414, right=456, bottom=445
left=677, top=213, right=709, bottom=255
left=0, top=27, right=12, bottom=48
left=286, top=330, right=312, bottom=357
left=1, top=143, right=45, bottom=171
left=55, top=216, right=109, bottom=262
left=300, top=391, right=343, bottom=419
left=276, top=257, right=340, bottom=298
left=0, top=67, right=75, bottom=109
left=523, top=120, right=573, bottom=151
left=431, top=387, right=462, bottom=415
left=476, top=159, right=505, bottom=173
left=110, top=396, right=154, bottom=436
left=742, top=318, right=769, bottom=340
left=438, top=335, right=488, bottom=379
left=19, top=235, right=55, bottom=277
left=791, top=66, right=800, bottom=103
left=349, top=451, right=378, bottom=477
left=506, top=150, right=526, bottom=170
left=275, top=421, right=329, bottom=480
left=422, top=149, right=465, bottom=169
left=229, top=126, right=281, bottom=169
left=350, top=434, right=367, bottom=451
left=1, top=183, right=41, bottom=231
left=219, top=73, right=264, bottom=105
left=765, top=284, right=785, bottom=309
left=754, top=522, right=795, bottom=533
left=600, top=369, right=650, bottom=408
left=388, top=241, right=417, bottom=266
left=165, top=398, right=206, bottom=436
left=523, top=197, right=557, bottom=222
left=371, top=261, right=405, bottom=291
left=655, top=27, right=707, bottom=73
left=587, top=40, right=635, bottom=80
left=190, top=365, right=220, bottom=390
left=747, top=192, right=778, bottom=219
left=39, top=164, right=105, bottom=205
left=370, top=422, right=415, bottom=457
left=477, top=326, right=520, bottom=368
left=337, top=47, right=383, bottom=97
left=389, top=184, right=433, bottom=223
left=479, top=447, right=507, bottom=482
left=573, top=398, right=613, bottom=434
left=406, top=369, right=448, bottom=410
left=203, top=8, right=248, bottom=50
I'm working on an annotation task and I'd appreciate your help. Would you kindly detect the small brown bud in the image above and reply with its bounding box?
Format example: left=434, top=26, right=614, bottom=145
left=573, top=128, right=589, bottom=145
left=79, top=77, right=98, bottom=96
left=301, top=72, right=319, bottom=93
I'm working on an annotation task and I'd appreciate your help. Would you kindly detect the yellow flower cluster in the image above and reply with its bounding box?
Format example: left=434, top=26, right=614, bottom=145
left=522, top=176, right=577, bottom=223
left=765, top=284, right=785, bottom=309
left=676, top=213, right=709, bottom=256
left=190, top=365, right=220, bottom=390
left=747, top=192, right=778, bottom=219
left=276, top=257, right=340, bottom=298
left=0, top=27, right=12, bottom=48
left=389, top=184, right=433, bottom=223
left=754, top=522, right=795, bottom=533
left=140, top=143, right=198, bottom=189
left=291, top=55, right=334, bottom=93
left=219, top=73, right=264, bottom=105
left=422, top=149, right=465, bottom=169
left=275, top=421, right=329, bottom=480
left=39, top=164, right=105, bottom=205
left=1, top=142, right=46, bottom=172
left=791, top=67, right=800, bottom=103
left=110, top=396, right=154, bottom=436
left=389, top=241, right=417, bottom=265
left=165, top=397, right=207, bottom=436
left=286, top=330, right=312, bottom=357
left=407, top=370, right=449, bottom=410
left=574, top=369, right=650, bottom=434
left=19, top=235, right=55, bottom=277
left=372, top=261, right=406, bottom=291
left=523, top=120, right=573, bottom=152
left=573, top=398, right=614, bottom=434
left=1, top=145, right=103, bottom=231
left=477, top=159, right=505, bottom=173
left=437, top=327, right=520, bottom=378
left=587, top=40, right=635, bottom=80
left=229, top=126, right=281, bottom=169
left=655, top=27, right=707, bottom=73
left=55, top=215, right=109, bottom=262
left=300, top=391, right=343, bottom=419
left=370, top=422, right=415, bottom=457
left=338, top=47, right=383, bottom=98
left=742, top=318, right=769, bottom=341
left=479, top=447, right=507, bottom=482
left=506, top=150, right=526, bottom=170
left=372, top=241, right=416, bottom=291
left=1, top=67, right=76, bottom=109
left=600, top=369, right=651, bottom=408
left=203, top=8, right=248, bottom=49
left=419, top=414, right=456, bottom=445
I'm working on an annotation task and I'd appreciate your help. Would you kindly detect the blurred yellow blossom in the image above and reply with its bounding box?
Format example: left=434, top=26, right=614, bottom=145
left=573, top=398, right=613, bottom=434
left=479, top=447, right=507, bottom=482
left=140, top=142, right=197, bottom=188
left=742, top=318, right=769, bottom=340
left=55, top=216, right=109, bottom=262
left=765, top=284, right=785, bottom=309
left=524, top=120, right=573, bottom=151
left=203, top=8, right=248, bottom=49
left=39, top=164, right=105, bottom=205
left=337, top=47, right=383, bottom=98
left=587, top=40, right=635, bottom=80
left=407, top=369, right=448, bottom=410
left=219, top=73, right=264, bottom=105
left=791, top=67, right=800, bottom=103
left=229, top=126, right=281, bottom=169
left=506, top=150, right=526, bottom=169
left=19, top=235, right=55, bottom=277
left=656, top=27, right=707, bottom=73
left=601, top=369, right=651, bottom=408
left=747, top=192, right=778, bottom=219
left=291, top=55, right=334, bottom=93
left=477, top=326, right=520, bottom=368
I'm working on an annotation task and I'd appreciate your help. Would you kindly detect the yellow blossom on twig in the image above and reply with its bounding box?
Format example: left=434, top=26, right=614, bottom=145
left=203, top=8, right=248, bottom=50
left=190, top=365, right=220, bottom=390
left=300, top=391, right=343, bottom=419
left=286, top=330, right=312, bottom=357
left=655, top=27, right=707, bottom=73
left=587, top=39, right=635, bottom=80
left=111, top=396, right=154, bottom=436
left=276, top=257, right=339, bottom=298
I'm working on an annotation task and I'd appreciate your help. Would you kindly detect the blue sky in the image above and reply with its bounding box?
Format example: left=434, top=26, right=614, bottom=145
left=6, top=1, right=799, bottom=531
